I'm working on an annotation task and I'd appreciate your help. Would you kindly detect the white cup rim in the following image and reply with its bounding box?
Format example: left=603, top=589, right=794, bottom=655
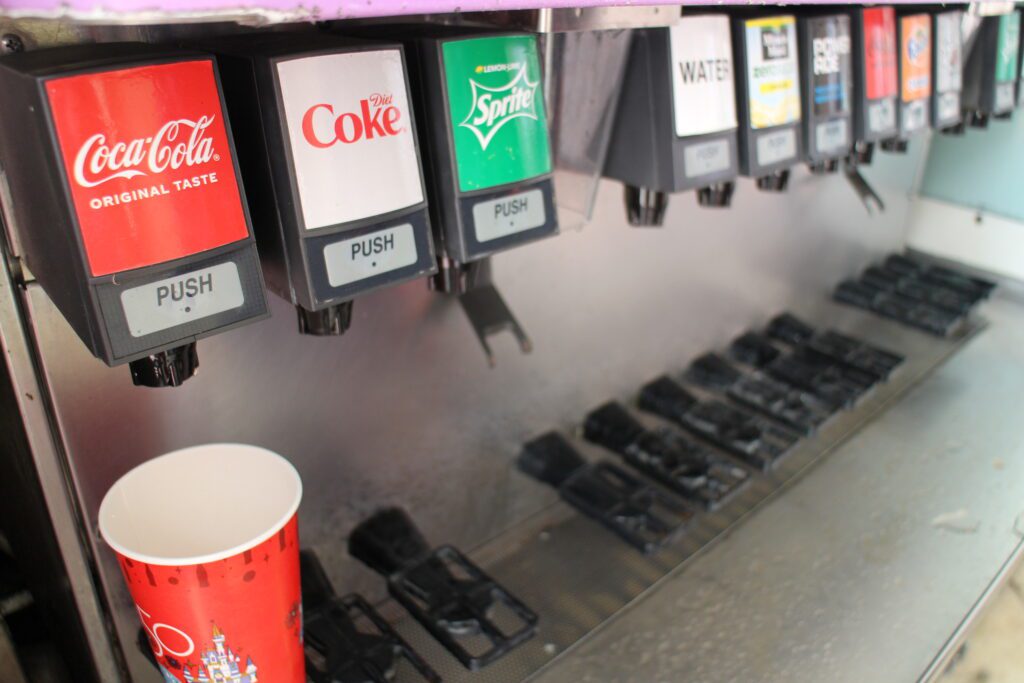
left=98, top=443, right=302, bottom=566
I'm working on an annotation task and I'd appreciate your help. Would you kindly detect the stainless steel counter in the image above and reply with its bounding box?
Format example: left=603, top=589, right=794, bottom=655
left=528, top=292, right=1024, bottom=683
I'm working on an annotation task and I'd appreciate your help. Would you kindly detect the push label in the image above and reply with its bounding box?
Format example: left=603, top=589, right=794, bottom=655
left=443, top=35, right=552, bottom=192
left=322, top=223, right=418, bottom=288
left=120, top=262, right=244, bottom=337
left=745, top=16, right=801, bottom=129
left=670, top=16, right=737, bottom=137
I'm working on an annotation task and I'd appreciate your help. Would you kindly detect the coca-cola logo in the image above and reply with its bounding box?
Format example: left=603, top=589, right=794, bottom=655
left=301, top=93, right=403, bottom=148
left=72, top=116, right=219, bottom=188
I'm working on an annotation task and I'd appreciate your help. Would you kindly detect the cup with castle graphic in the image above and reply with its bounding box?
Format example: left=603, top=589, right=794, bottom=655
left=99, top=444, right=305, bottom=683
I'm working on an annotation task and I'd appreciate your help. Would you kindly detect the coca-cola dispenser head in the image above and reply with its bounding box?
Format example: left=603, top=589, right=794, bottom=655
left=850, top=6, right=899, bottom=164
left=0, top=43, right=269, bottom=387
left=209, top=33, right=436, bottom=336
left=732, top=14, right=804, bottom=192
left=603, top=14, right=740, bottom=226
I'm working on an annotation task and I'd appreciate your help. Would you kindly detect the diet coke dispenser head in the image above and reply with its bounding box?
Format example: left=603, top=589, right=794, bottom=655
left=961, top=11, right=1020, bottom=127
left=603, top=15, right=740, bottom=226
left=0, top=43, right=268, bottom=387
left=850, top=6, right=899, bottom=164
left=210, top=34, right=436, bottom=336
left=400, top=31, right=558, bottom=290
left=932, top=9, right=964, bottom=133
left=881, top=12, right=933, bottom=153
left=797, top=12, right=853, bottom=173
left=732, top=14, right=804, bottom=192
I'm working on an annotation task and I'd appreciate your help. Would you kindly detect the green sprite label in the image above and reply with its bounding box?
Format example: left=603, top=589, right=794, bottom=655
left=996, top=12, right=1020, bottom=83
left=443, top=35, right=552, bottom=192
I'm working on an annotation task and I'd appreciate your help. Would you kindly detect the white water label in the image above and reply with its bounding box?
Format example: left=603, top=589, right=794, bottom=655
left=669, top=16, right=737, bottom=137
left=936, top=92, right=960, bottom=122
left=815, top=119, right=849, bottom=152
left=473, top=189, right=545, bottom=242
left=868, top=98, right=896, bottom=133
left=121, top=262, right=244, bottom=338
left=995, top=82, right=1016, bottom=113
left=902, top=99, right=927, bottom=133
left=323, top=224, right=418, bottom=288
left=756, top=128, right=797, bottom=166
left=684, top=139, right=731, bottom=178
left=277, top=50, right=424, bottom=230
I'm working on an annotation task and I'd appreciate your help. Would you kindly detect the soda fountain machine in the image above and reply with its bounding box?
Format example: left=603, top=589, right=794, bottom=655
left=0, top=43, right=269, bottom=386
left=391, top=29, right=558, bottom=362
left=881, top=11, right=932, bottom=152
left=961, top=10, right=1020, bottom=127
left=207, top=32, right=437, bottom=335
left=932, top=8, right=964, bottom=133
left=797, top=11, right=854, bottom=173
left=849, top=6, right=899, bottom=165
left=602, top=14, right=740, bottom=226
left=731, top=13, right=804, bottom=192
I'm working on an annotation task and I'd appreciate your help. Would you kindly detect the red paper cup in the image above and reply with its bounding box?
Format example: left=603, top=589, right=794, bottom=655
left=99, top=444, right=304, bottom=683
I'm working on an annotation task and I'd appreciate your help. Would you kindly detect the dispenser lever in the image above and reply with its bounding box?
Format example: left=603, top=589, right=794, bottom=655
left=843, top=162, right=886, bottom=215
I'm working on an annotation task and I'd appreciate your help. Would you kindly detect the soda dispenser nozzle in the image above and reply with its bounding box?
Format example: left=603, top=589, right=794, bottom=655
left=696, top=182, right=736, bottom=209
left=624, top=186, right=669, bottom=227
left=296, top=302, right=354, bottom=336
left=755, top=170, right=791, bottom=193
left=128, top=343, right=199, bottom=388
left=879, top=138, right=909, bottom=153
left=808, top=160, right=841, bottom=175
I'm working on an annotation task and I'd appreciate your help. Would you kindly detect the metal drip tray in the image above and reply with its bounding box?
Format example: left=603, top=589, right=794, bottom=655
left=360, top=302, right=987, bottom=683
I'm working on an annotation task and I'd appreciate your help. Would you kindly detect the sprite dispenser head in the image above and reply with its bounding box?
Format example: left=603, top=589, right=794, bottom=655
left=603, top=16, right=739, bottom=225
left=881, top=12, right=932, bottom=153
left=0, top=43, right=269, bottom=387
left=850, top=6, right=899, bottom=164
left=210, top=33, right=436, bottom=336
left=798, top=13, right=853, bottom=173
left=732, top=14, right=803, bottom=192
left=961, top=11, right=1020, bottom=128
left=932, top=10, right=964, bottom=133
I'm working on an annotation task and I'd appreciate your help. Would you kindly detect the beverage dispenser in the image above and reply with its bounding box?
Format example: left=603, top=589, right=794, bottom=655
left=397, top=30, right=558, bottom=362
left=881, top=11, right=932, bottom=152
left=961, top=11, right=1020, bottom=126
left=0, top=43, right=268, bottom=386
left=797, top=12, right=853, bottom=173
left=603, top=14, right=739, bottom=226
left=209, top=33, right=436, bottom=335
left=932, top=9, right=964, bottom=133
left=850, top=6, right=898, bottom=164
left=732, top=14, right=803, bottom=192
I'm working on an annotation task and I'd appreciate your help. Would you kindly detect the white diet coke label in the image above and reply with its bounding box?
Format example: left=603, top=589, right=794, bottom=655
left=276, top=50, right=425, bottom=230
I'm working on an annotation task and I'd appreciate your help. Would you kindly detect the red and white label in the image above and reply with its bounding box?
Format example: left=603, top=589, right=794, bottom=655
left=276, top=50, right=424, bottom=231
left=45, top=60, right=249, bottom=277
left=863, top=7, right=898, bottom=101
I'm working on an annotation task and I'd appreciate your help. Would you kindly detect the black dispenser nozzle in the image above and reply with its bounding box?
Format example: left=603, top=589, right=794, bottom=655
left=297, top=301, right=354, bottom=336
left=879, top=137, right=908, bottom=153
left=624, top=185, right=669, bottom=226
left=129, top=343, right=198, bottom=388
left=755, top=170, right=791, bottom=192
left=696, top=181, right=735, bottom=208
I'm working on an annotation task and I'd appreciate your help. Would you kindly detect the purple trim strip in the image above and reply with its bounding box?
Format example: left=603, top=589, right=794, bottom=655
left=0, top=0, right=927, bottom=20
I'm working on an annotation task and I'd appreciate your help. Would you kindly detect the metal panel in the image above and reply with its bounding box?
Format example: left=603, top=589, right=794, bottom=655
left=19, top=126, right=927, bottom=680
left=530, top=292, right=1024, bottom=683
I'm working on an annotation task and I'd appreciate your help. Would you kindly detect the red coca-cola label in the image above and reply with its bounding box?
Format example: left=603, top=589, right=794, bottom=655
left=45, top=60, right=249, bottom=277
left=863, top=7, right=898, bottom=101
left=117, top=516, right=303, bottom=683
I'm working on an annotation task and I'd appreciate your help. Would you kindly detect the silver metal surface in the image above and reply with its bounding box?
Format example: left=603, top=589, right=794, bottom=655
left=22, top=133, right=926, bottom=682
left=529, top=293, right=1024, bottom=683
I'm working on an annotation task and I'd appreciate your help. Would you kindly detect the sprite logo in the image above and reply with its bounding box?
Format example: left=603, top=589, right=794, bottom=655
left=459, top=63, right=539, bottom=151
left=444, top=35, right=551, bottom=192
